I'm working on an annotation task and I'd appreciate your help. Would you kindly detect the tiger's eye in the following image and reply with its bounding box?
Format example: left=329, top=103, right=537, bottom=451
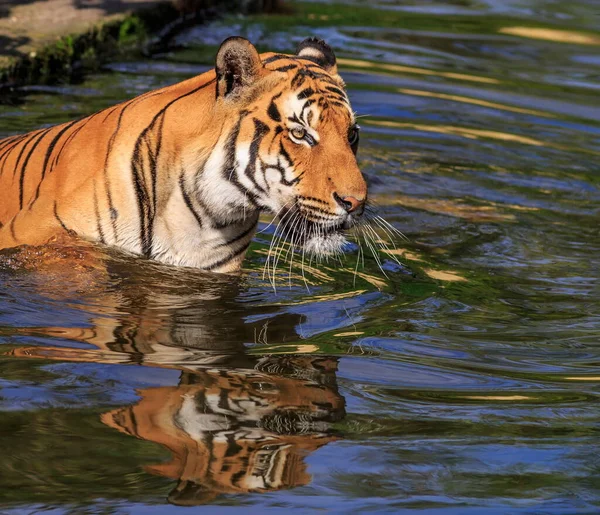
left=291, top=127, right=306, bottom=140
left=348, top=126, right=360, bottom=145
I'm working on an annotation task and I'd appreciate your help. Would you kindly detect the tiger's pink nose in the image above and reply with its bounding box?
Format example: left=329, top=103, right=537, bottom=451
left=334, top=193, right=365, bottom=215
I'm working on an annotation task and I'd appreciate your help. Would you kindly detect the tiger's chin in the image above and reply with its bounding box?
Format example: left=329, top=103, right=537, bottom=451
left=275, top=207, right=352, bottom=259
left=302, top=231, right=348, bottom=258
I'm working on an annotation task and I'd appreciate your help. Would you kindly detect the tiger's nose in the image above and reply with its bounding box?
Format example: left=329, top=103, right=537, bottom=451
left=334, top=193, right=365, bottom=215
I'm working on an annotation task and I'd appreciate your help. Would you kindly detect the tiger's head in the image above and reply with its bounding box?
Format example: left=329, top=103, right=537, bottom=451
left=201, top=37, right=367, bottom=258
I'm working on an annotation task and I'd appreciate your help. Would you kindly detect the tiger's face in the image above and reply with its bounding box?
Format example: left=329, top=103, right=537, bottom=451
left=209, top=37, right=367, bottom=258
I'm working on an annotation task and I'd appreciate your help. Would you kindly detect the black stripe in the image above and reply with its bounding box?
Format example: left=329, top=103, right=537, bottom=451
left=326, top=86, right=347, bottom=98
left=297, top=87, right=315, bottom=100
left=231, top=468, right=247, bottom=486
left=266, top=141, right=296, bottom=188
left=217, top=219, right=257, bottom=248
left=304, top=63, right=328, bottom=70
left=0, top=135, right=17, bottom=149
left=132, top=78, right=216, bottom=257
left=100, top=89, right=163, bottom=124
left=9, top=218, right=18, bottom=242
left=177, top=130, right=223, bottom=230
left=301, top=205, right=337, bottom=216
left=29, top=120, right=80, bottom=208
left=102, top=103, right=132, bottom=241
left=327, top=95, right=349, bottom=105
left=303, top=211, right=337, bottom=222
left=274, top=64, right=298, bottom=72
left=306, top=69, right=337, bottom=82
left=151, top=112, right=166, bottom=211
left=111, top=94, right=164, bottom=246
left=267, top=93, right=282, bottom=122
left=262, top=54, right=292, bottom=65
left=0, top=134, right=24, bottom=155
left=131, top=117, right=163, bottom=256
left=85, top=93, right=171, bottom=244
left=53, top=202, right=71, bottom=233
left=0, top=133, right=26, bottom=151
left=291, top=69, right=307, bottom=89
left=93, top=183, right=106, bottom=244
left=40, top=121, right=78, bottom=180
left=104, top=108, right=130, bottom=243
left=267, top=160, right=302, bottom=187
left=205, top=240, right=252, bottom=271
left=278, top=141, right=293, bottom=168
left=301, top=99, right=315, bottom=122
left=179, top=173, right=203, bottom=228
left=51, top=124, right=85, bottom=172
left=128, top=409, right=141, bottom=438
left=298, top=195, right=329, bottom=206
left=297, top=56, right=325, bottom=66
left=9, top=131, right=39, bottom=178
left=300, top=205, right=338, bottom=221
left=131, top=145, right=151, bottom=254
left=47, top=111, right=105, bottom=175
left=221, top=112, right=260, bottom=207
left=291, top=67, right=339, bottom=89
left=102, top=105, right=120, bottom=122
left=0, top=135, right=28, bottom=177
left=243, top=118, right=270, bottom=194
left=18, top=128, right=51, bottom=209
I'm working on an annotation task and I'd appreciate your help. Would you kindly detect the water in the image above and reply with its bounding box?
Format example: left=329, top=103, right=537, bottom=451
left=1, top=1, right=599, bottom=513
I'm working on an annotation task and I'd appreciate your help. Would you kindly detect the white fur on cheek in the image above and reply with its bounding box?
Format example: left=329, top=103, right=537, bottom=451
left=264, top=167, right=282, bottom=187
left=261, top=166, right=295, bottom=213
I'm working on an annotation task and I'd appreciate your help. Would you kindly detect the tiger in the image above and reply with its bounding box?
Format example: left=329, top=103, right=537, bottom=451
left=0, top=37, right=367, bottom=273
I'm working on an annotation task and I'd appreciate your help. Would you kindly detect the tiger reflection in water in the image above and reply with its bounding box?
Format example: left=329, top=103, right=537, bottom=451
left=3, top=249, right=345, bottom=505
left=103, top=356, right=344, bottom=505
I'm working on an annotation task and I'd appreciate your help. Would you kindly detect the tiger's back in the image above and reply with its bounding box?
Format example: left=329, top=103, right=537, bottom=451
left=0, top=73, right=219, bottom=251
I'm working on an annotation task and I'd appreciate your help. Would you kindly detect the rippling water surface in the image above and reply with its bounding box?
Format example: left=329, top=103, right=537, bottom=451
left=1, top=1, right=599, bottom=513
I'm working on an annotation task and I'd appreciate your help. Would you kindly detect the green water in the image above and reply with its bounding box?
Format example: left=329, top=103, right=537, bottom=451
left=0, top=1, right=599, bottom=513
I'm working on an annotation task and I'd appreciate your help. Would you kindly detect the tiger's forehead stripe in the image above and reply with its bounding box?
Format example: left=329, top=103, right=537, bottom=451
left=261, top=55, right=354, bottom=127
left=263, top=54, right=349, bottom=92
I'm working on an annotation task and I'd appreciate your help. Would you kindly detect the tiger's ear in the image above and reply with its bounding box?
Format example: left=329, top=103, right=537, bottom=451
left=296, top=37, right=338, bottom=75
left=215, top=37, right=262, bottom=99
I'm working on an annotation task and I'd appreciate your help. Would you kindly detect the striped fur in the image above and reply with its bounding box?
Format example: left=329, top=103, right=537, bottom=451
left=0, top=37, right=366, bottom=273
